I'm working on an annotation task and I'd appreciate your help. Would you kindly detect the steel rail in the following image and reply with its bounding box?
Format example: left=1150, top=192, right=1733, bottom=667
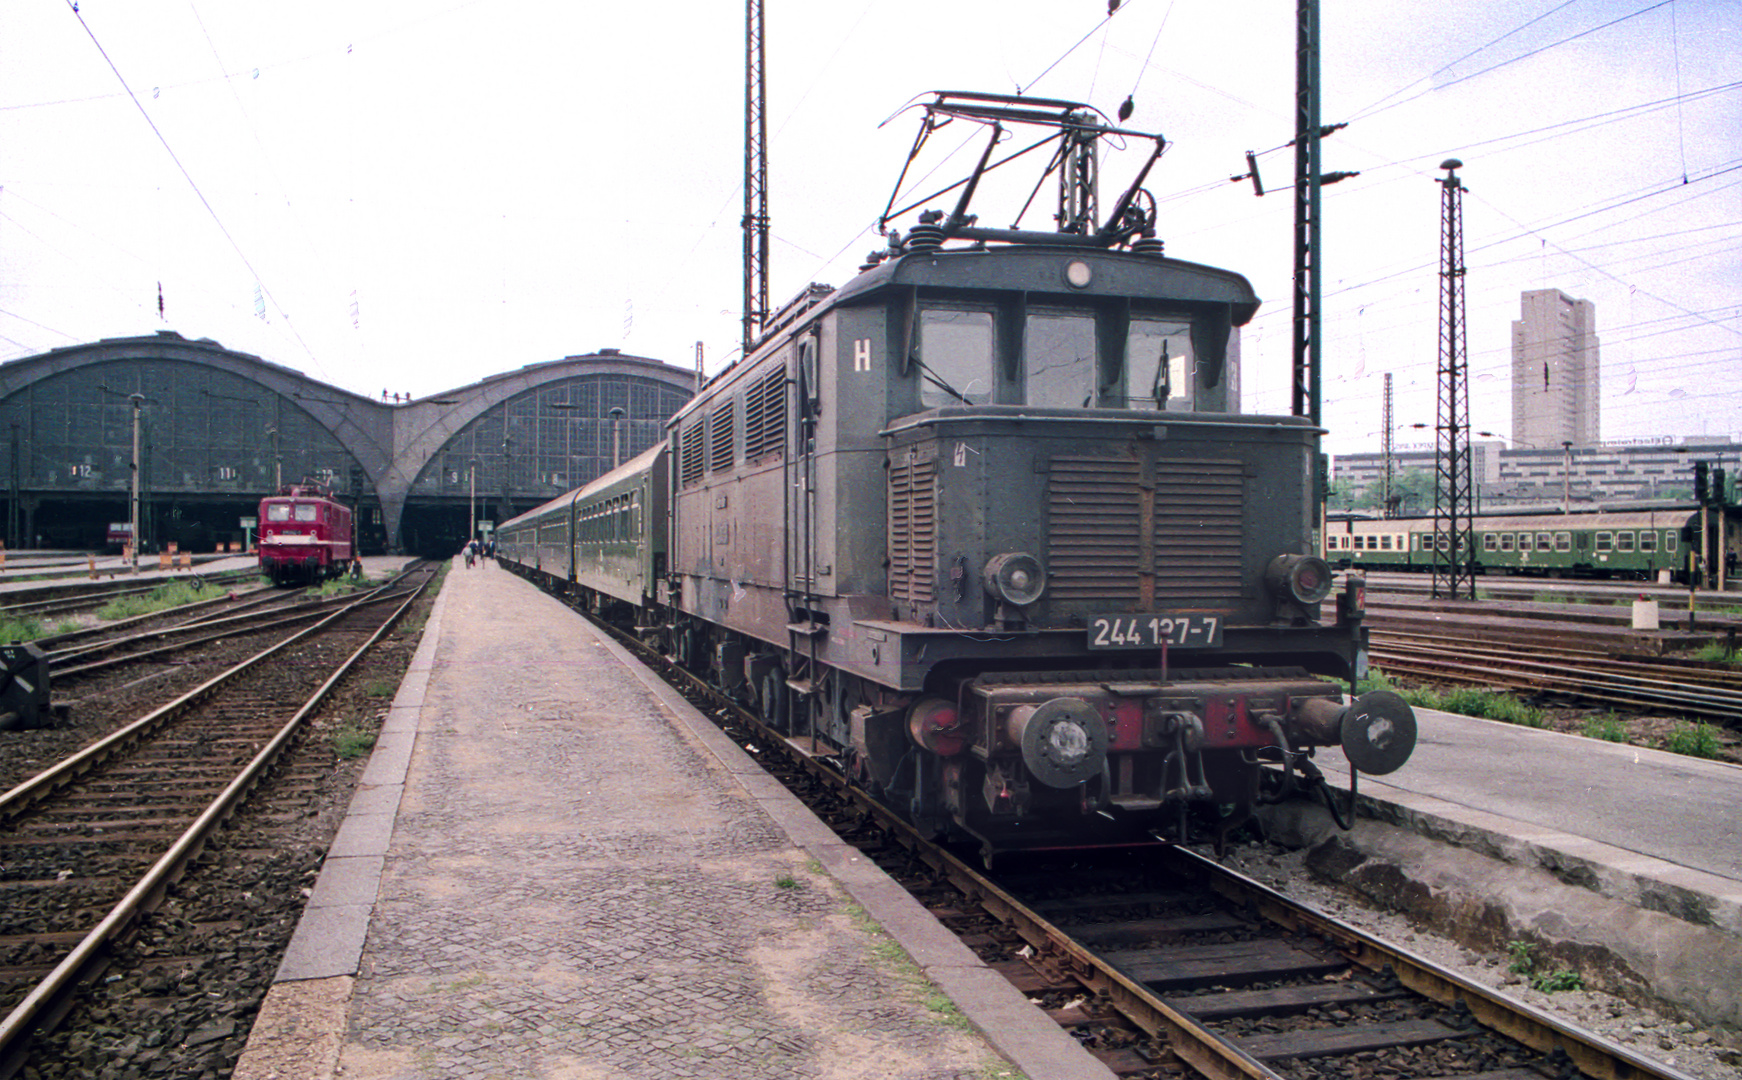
left=1165, top=846, right=1699, bottom=1080
left=0, top=569, right=432, bottom=1070
left=1373, top=630, right=1742, bottom=689
left=0, top=579, right=414, bottom=820
left=48, top=590, right=415, bottom=681
left=25, top=581, right=278, bottom=648
left=1371, top=642, right=1742, bottom=721
left=44, top=582, right=418, bottom=672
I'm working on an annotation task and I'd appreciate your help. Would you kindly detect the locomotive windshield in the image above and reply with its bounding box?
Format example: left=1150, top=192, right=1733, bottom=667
left=1025, top=312, right=1096, bottom=408
left=1125, top=317, right=1195, bottom=411
left=264, top=503, right=319, bottom=522
left=917, top=309, right=994, bottom=407
left=910, top=303, right=1205, bottom=412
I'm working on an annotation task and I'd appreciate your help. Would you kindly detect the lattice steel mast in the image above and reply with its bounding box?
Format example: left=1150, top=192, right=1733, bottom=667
left=1432, top=159, right=1475, bottom=599
left=1291, top=0, right=1321, bottom=426
left=742, top=0, right=770, bottom=359
left=1381, top=372, right=1394, bottom=517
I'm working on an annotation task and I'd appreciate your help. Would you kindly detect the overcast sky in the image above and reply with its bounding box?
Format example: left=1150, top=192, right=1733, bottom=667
left=2, top=1, right=1736, bottom=455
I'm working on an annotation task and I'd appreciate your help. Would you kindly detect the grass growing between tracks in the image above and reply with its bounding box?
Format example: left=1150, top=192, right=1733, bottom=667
left=0, top=616, right=80, bottom=642
left=94, top=580, right=209, bottom=620
left=332, top=721, right=377, bottom=759
left=1580, top=715, right=1630, bottom=742
left=1360, top=668, right=1546, bottom=727
left=1690, top=641, right=1741, bottom=666
left=1664, top=722, right=1722, bottom=759
left=310, top=575, right=368, bottom=598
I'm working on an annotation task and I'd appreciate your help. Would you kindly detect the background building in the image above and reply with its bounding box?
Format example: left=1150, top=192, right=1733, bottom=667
left=0, top=333, right=696, bottom=556
left=1332, top=438, right=1738, bottom=514
left=1512, top=288, right=1600, bottom=450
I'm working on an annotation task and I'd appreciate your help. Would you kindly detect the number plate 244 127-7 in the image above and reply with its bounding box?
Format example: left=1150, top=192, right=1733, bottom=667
left=1088, top=614, right=1222, bottom=650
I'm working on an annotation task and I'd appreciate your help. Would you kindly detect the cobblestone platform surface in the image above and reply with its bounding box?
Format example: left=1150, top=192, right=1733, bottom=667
left=236, top=560, right=1114, bottom=1080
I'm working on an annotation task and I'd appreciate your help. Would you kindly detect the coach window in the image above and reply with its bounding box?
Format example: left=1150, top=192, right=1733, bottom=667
left=1499, top=533, right=1514, bottom=552
left=1483, top=533, right=1498, bottom=552
left=1554, top=532, right=1571, bottom=552
left=916, top=309, right=995, bottom=407
left=1667, top=531, right=1678, bottom=553
left=1616, top=531, right=1635, bottom=552
left=1125, top=317, right=1194, bottom=410
left=1640, top=531, right=1658, bottom=553
left=1595, top=531, right=1612, bottom=552
left=1536, top=533, right=1552, bottom=552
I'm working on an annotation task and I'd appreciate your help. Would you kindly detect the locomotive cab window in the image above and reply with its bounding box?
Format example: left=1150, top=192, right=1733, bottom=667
left=295, top=504, right=318, bottom=522
left=1025, top=312, right=1096, bottom=408
left=267, top=504, right=291, bottom=522
left=916, top=309, right=995, bottom=407
left=1124, top=317, right=1194, bottom=411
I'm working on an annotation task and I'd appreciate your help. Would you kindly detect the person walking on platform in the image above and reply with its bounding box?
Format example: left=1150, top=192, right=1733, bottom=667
left=485, top=537, right=496, bottom=564
left=462, top=539, right=477, bottom=569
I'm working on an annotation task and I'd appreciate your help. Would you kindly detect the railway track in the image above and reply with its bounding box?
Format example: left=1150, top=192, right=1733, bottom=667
left=0, top=569, right=261, bottom=623
left=552, top=585, right=1697, bottom=1080
left=1369, top=631, right=1742, bottom=724
left=39, top=579, right=414, bottom=681
left=0, top=564, right=435, bottom=1074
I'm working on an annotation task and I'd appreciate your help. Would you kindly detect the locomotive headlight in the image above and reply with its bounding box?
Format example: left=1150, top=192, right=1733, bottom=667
left=1265, top=553, right=1334, bottom=605
left=983, top=552, right=1046, bottom=607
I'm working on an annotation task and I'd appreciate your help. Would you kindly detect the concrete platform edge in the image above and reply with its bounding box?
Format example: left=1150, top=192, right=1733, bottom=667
left=234, top=563, right=455, bottom=1080
left=1259, top=744, right=1742, bottom=942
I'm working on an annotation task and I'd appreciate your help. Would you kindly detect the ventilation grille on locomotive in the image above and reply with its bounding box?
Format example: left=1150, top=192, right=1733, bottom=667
left=1047, top=457, right=1142, bottom=602
left=889, top=454, right=937, bottom=603
left=1047, top=456, right=1244, bottom=604
left=679, top=422, right=704, bottom=486
left=1154, top=460, right=1243, bottom=601
left=743, top=367, right=786, bottom=461
left=709, top=400, right=735, bottom=473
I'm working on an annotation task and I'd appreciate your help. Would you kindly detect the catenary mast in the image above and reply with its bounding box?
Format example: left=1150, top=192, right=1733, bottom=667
left=742, top=0, right=770, bottom=358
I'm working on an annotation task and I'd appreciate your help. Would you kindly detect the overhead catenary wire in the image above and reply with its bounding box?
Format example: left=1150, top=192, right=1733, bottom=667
left=63, top=1, right=332, bottom=380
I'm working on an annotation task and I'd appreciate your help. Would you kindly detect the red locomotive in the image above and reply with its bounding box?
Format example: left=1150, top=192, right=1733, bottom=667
left=257, top=483, right=356, bottom=585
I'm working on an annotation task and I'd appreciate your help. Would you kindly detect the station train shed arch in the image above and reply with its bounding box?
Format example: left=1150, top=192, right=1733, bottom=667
left=0, top=332, right=695, bottom=555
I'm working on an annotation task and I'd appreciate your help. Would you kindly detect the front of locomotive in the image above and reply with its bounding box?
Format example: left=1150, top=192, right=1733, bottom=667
left=257, top=487, right=334, bottom=584
left=852, top=94, right=1414, bottom=854
left=860, top=245, right=1410, bottom=852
